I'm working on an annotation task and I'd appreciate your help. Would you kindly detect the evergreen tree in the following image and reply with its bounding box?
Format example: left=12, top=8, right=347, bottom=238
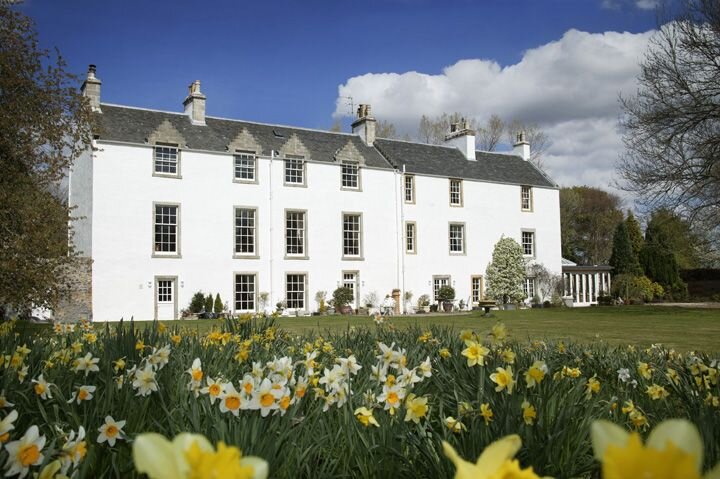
left=485, top=237, right=526, bottom=305
left=204, top=294, right=213, bottom=313
left=625, top=211, right=644, bottom=258
left=213, top=293, right=223, bottom=314
left=609, top=222, right=642, bottom=276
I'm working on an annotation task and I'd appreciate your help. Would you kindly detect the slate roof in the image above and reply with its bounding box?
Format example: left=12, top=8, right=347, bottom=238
left=96, top=104, right=392, bottom=169
left=96, top=104, right=557, bottom=187
left=374, top=138, right=556, bottom=188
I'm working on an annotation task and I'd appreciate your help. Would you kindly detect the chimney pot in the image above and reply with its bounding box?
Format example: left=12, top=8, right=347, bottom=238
left=513, top=130, right=531, bottom=161
left=444, top=118, right=476, bottom=160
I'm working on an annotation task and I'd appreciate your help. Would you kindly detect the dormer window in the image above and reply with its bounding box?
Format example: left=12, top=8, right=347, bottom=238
left=154, top=144, right=179, bottom=177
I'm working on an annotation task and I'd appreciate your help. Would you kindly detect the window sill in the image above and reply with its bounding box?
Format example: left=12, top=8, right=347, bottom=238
left=233, top=178, right=259, bottom=185
left=449, top=252, right=466, bottom=256
left=341, top=256, right=365, bottom=261
left=233, top=254, right=260, bottom=260
left=283, top=182, right=307, bottom=188
left=284, top=255, right=309, bottom=260
left=521, top=209, right=534, bottom=213
left=152, top=253, right=182, bottom=259
left=340, top=187, right=362, bottom=192
left=449, top=204, right=464, bottom=208
left=153, top=173, right=182, bottom=179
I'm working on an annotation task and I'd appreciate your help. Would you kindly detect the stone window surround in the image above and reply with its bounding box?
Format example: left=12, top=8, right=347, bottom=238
left=404, top=175, right=415, bottom=204
left=233, top=271, right=259, bottom=313
left=284, top=209, right=309, bottom=260
left=233, top=206, right=260, bottom=259
left=340, top=161, right=362, bottom=191
left=471, top=275, right=484, bottom=303
left=521, top=229, right=536, bottom=258
left=152, top=143, right=182, bottom=179
left=152, top=202, right=181, bottom=259
left=285, top=272, right=308, bottom=312
left=341, top=211, right=364, bottom=261
left=283, top=154, right=307, bottom=187
left=405, top=221, right=417, bottom=254
left=154, top=275, right=178, bottom=320
left=521, top=185, right=534, bottom=212
left=449, top=178, right=463, bottom=207
left=233, top=150, right=259, bottom=184
left=448, top=222, right=466, bottom=256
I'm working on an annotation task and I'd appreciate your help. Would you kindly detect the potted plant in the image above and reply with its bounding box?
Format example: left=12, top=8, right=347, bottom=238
left=332, top=287, right=355, bottom=315
left=315, top=291, right=327, bottom=315
left=437, top=285, right=455, bottom=312
left=417, top=294, right=430, bottom=313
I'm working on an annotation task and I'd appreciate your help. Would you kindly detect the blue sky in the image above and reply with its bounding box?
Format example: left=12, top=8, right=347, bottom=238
left=19, top=0, right=662, bottom=191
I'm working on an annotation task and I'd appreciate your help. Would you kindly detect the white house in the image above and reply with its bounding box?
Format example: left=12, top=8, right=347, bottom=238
left=67, top=66, right=562, bottom=321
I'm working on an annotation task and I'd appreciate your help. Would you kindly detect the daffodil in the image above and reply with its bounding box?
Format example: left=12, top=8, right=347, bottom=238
left=0, top=409, right=18, bottom=443
left=586, top=375, right=601, bottom=400
left=59, top=427, right=87, bottom=475
left=638, top=362, right=652, bottom=380
left=462, top=340, right=490, bottom=367
left=591, top=419, right=720, bottom=479
left=445, top=416, right=466, bottom=433
left=479, top=403, right=494, bottom=425
left=646, top=384, right=669, bottom=400
left=442, top=434, right=541, bottom=479
left=32, top=374, right=53, bottom=400
left=201, top=376, right=224, bottom=404
left=67, top=385, right=96, bottom=405
left=404, top=394, right=428, bottom=424
left=355, top=407, right=379, bottom=427
left=525, top=360, right=547, bottom=388
left=73, top=353, right=99, bottom=376
left=133, top=432, right=268, bottom=479
left=132, top=363, right=158, bottom=397
left=521, top=401, right=537, bottom=426
left=4, top=425, right=46, bottom=478
left=97, top=416, right=125, bottom=447
left=490, top=323, right=508, bottom=344
left=220, top=383, right=244, bottom=416
left=112, top=357, right=126, bottom=373
left=490, top=366, right=515, bottom=394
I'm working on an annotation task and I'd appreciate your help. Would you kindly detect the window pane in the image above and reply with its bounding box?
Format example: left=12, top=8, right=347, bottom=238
left=235, top=209, right=256, bottom=255
left=154, top=205, right=177, bottom=253
left=286, top=274, right=305, bottom=309
left=449, top=224, right=464, bottom=253
left=342, top=163, right=359, bottom=189
left=406, top=223, right=415, bottom=253
left=285, top=158, right=304, bottom=184
left=522, top=231, right=534, bottom=256
left=234, top=153, right=256, bottom=181
left=405, top=175, right=414, bottom=202
left=154, top=146, right=178, bottom=174
left=286, top=211, right=305, bottom=255
left=450, top=180, right=462, bottom=205
left=157, top=280, right=173, bottom=302
left=343, top=214, right=361, bottom=256
left=235, top=274, right=256, bottom=311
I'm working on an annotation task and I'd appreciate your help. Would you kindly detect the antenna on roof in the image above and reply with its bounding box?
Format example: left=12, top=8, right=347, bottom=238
left=340, top=96, right=354, bottom=117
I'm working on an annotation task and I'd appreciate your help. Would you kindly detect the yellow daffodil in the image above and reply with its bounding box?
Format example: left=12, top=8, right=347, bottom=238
left=490, top=366, right=515, bottom=394
left=171, top=334, right=182, bottom=346
left=646, top=384, right=669, bottom=400
left=525, top=361, right=547, bottom=388
left=442, top=434, right=541, bottom=479
left=501, top=349, right=516, bottom=364
left=404, top=394, right=428, bottom=424
left=439, top=348, right=451, bottom=359
left=133, top=432, right=268, bottom=479
left=521, top=401, right=537, bottom=426
left=490, top=323, right=508, bottom=344
left=445, top=416, right=466, bottom=433
left=479, top=403, right=494, bottom=425
left=666, top=368, right=679, bottom=386
left=354, top=407, right=379, bottom=427
left=591, top=419, right=720, bottom=479
left=586, top=376, right=601, bottom=400
left=462, top=340, right=490, bottom=367
left=638, top=362, right=652, bottom=380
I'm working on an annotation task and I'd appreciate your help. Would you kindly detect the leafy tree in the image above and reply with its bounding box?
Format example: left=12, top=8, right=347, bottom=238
left=609, top=222, right=642, bottom=276
left=560, top=186, right=623, bottom=265
left=0, top=5, right=93, bottom=317
left=506, top=120, right=550, bottom=171
left=213, top=293, right=223, bottom=314
left=332, top=287, right=354, bottom=310
left=618, top=0, right=720, bottom=229
left=188, top=292, right=205, bottom=314
left=625, top=211, right=644, bottom=258
left=204, top=294, right=213, bottom=313
left=476, top=114, right=505, bottom=151
left=436, top=286, right=455, bottom=302
left=645, top=208, right=701, bottom=269
left=485, top=237, right=526, bottom=305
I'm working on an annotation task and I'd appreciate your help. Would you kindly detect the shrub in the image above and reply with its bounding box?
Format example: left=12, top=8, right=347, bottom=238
left=486, top=237, right=526, bottom=304
left=315, top=291, right=327, bottom=314
left=436, top=285, right=455, bottom=302
left=188, top=292, right=205, bottom=314
left=332, top=287, right=354, bottom=310
left=613, top=274, right=664, bottom=302
left=213, top=294, right=223, bottom=314
left=417, top=294, right=430, bottom=308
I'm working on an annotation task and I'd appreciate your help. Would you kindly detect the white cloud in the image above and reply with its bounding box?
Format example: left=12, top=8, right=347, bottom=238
left=334, top=29, right=654, bottom=196
left=602, top=0, right=659, bottom=10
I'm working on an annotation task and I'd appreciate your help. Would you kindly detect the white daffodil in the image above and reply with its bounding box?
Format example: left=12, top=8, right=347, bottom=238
left=133, top=432, right=268, bottom=479
left=0, top=391, right=14, bottom=409
left=68, top=385, right=96, bottom=405
left=147, top=345, right=171, bottom=370
left=132, top=363, right=158, bottom=397
left=251, top=378, right=281, bottom=417
left=219, top=383, right=243, bottom=416
left=59, top=426, right=87, bottom=475
left=4, top=425, right=46, bottom=478
left=0, top=409, right=18, bottom=443
left=201, top=376, right=224, bottom=404
left=73, top=353, right=100, bottom=376
left=97, top=416, right=125, bottom=447
left=31, top=374, right=53, bottom=400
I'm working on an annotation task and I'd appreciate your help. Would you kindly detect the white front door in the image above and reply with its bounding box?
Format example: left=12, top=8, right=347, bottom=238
left=343, top=272, right=358, bottom=309
left=155, top=278, right=176, bottom=320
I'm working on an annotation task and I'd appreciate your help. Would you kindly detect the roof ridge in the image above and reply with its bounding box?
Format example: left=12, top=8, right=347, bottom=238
left=375, top=137, right=460, bottom=151
left=100, top=103, right=360, bottom=139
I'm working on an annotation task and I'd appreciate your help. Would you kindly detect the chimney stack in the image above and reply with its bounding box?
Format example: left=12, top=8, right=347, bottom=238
left=351, top=104, right=376, bottom=146
left=513, top=131, right=530, bottom=161
left=183, top=80, right=206, bottom=126
left=443, top=118, right=476, bottom=160
left=81, top=64, right=102, bottom=113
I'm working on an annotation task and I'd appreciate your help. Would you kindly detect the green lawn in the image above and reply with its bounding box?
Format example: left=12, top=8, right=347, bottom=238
left=20, top=305, right=717, bottom=352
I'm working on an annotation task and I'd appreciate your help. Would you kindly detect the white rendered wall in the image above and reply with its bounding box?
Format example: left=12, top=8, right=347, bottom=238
left=90, top=142, right=400, bottom=321
left=401, top=174, right=562, bottom=308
